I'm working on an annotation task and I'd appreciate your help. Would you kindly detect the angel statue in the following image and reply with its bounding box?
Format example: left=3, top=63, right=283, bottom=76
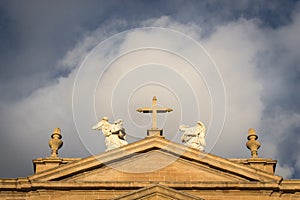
left=92, top=117, right=128, bottom=151
left=179, top=121, right=206, bottom=151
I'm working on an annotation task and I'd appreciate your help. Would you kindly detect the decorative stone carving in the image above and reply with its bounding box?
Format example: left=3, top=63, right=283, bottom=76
left=48, top=128, right=63, bottom=158
left=92, top=117, right=128, bottom=151
left=246, top=128, right=261, bottom=158
left=179, top=121, right=206, bottom=151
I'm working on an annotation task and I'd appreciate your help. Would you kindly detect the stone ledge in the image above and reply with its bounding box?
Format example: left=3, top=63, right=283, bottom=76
left=0, top=180, right=283, bottom=190
left=33, top=158, right=81, bottom=174
left=29, top=137, right=282, bottom=183
left=229, top=158, right=277, bottom=174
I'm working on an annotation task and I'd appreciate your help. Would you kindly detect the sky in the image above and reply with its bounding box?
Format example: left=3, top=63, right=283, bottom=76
left=0, top=0, right=300, bottom=179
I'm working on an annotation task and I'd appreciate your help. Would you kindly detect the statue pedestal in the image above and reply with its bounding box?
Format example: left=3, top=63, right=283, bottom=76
left=229, top=158, right=277, bottom=174
left=147, top=129, right=163, bottom=137
left=33, top=157, right=80, bottom=173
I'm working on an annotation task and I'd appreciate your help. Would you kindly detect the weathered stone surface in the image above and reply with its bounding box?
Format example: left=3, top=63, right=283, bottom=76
left=65, top=150, right=250, bottom=182
left=0, top=135, right=300, bottom=199
left=112, top=184, right=203, bottom=200
left=33, top=157, right=80, bottom=173
left=229, top=157, right=277, bottom=174
left=28, top=136, right=282, bottom=183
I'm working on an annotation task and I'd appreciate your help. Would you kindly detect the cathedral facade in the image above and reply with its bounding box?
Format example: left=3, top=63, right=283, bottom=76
left=1, top=125, right=300, bottom=200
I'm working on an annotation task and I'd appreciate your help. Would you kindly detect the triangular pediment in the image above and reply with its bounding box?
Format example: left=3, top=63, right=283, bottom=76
left=112, top=184, right=203, bottom=200
left=29, top=136, right=282, bottom=185
left=64, top=150, right=250, bottom=182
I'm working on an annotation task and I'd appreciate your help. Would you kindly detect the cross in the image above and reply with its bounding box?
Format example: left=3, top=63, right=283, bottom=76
left=136, top=96, right=173, bottom=136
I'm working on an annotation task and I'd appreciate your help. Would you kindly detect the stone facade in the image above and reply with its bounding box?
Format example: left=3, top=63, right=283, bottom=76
left=1, top=135, right=300, bottom=199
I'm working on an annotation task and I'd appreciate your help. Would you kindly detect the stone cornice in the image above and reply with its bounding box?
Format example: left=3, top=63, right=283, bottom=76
left=0, top=179, right=284, bottom=191
left=28, top=136, right=282, bottom=183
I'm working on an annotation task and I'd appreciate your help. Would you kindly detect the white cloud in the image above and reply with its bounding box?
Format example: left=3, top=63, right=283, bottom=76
left=1, top=14, right=300, bottom=178
left=202, top=18, right=265, bottom=157
left=276, top=164, right=295, bottom=179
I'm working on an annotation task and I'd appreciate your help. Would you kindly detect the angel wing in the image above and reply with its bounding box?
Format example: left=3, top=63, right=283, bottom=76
left=196, top=121, right=206, bottom=146
left=92, top=118, right=112, bottom=137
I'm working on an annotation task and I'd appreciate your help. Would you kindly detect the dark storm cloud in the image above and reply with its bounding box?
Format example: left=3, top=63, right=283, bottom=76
left=0, top=0, right=295, bottom=101
left=0, top=1, right=113, bottom=101
left=0, top=2, right=296, bottom=62
left=255, top=10, right=300, bottom=177
left=0, top=0, right=299, bottom=178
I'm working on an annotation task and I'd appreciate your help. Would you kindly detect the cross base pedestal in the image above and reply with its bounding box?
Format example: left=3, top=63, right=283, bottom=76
left=147, top=129, right=163, bottom=137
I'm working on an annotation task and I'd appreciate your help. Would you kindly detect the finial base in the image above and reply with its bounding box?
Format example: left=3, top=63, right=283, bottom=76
left=147, top=129, right=163, bottom=137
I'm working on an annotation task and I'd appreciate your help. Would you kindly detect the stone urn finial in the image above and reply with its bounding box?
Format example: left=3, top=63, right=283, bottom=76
left=246, top=128, right=261, bottom=158
left=48, top=128, right=63, bottom=158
